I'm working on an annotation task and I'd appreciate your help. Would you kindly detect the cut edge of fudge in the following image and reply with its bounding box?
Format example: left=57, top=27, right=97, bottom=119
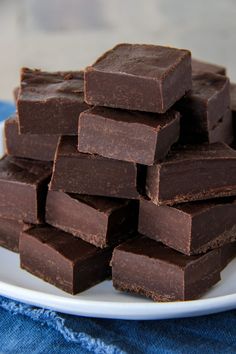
left=4, top=115, right=60, bottom=161
left=46, top=190, right=138, bottom=248
left=50, top=136, right=141, bottom=199
left=78, top=106, right=180, bottom=165
left=111, top=236, right=221, bottom=302
left=0, top=155, right=52, bottom=224
left=139, top=197, right=236, bottom=255
left=146, top=143, right=236, bottom=206
left=20, top=225, right=112, bottom=294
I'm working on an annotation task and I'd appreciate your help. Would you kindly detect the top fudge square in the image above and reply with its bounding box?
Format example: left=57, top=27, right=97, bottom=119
left=85, top=43, right=192, bottom=113
left=17, top=68, right=89, bottom=135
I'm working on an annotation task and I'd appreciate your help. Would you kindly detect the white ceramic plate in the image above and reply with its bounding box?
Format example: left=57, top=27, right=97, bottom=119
left=1, top=247, right=236, bottom=320
left=0, top=121, right=236, bottom=320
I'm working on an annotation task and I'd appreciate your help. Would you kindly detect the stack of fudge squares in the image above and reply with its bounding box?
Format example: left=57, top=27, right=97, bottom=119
left=1, top=43, right=236, bottom=301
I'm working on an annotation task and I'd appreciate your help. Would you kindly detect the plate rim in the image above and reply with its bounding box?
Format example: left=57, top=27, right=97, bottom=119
left=1, top=277, right=236, bottom=320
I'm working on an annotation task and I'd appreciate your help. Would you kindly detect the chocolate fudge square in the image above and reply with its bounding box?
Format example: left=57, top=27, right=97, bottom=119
left=175, top=72, right=232, bottom=144
left=139, top=197, right=236, bottom=255
left=111, top=236, right=221, bottom=302
left=0, top=217, right=29, bottom=253
left=50, top=136, right=141, bottom=199
left=192, top=58, right=226, bottom=75
left=0, top=156, right=52, bottom=223
left=85, top=43, right=192, bottom=113
left=46, top=190, right=138, bottom=248
left=78, top=107, right=180, bottom=165
left=5, top=116, right=59, bottom=161
left=146, top=143, right=236, bottom=205
left=17, top=68, right=89, bottom=135
left=20, top=225, right=112, bottom=294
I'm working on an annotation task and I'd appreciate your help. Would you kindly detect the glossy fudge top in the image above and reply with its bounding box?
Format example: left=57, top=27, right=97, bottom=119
left=115, top=236, right=204, bottom=267
left=192, top=59, right=226, bottom=75
left=0, top=156, right=52, bottom=185
left=164, top=142, right=236, bottom=164
left=25, top=225, right=108, bottom=262
left=89, top=43, right=191, bottom=79
left=19, top=68, right=84, bottom=102
left=68, top=194, right=132, bottom=214
left=191, top=72, right=229, bottom=99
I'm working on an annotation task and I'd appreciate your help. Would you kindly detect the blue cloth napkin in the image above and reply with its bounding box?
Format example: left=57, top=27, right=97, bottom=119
left=0, top=100, right=15, bottom=121
left=0, top=101, right=236, bottom=354
left=0, top=296, right=236, bottom=354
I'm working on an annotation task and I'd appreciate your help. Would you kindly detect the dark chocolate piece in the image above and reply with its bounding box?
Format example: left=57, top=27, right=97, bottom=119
left=0, top=156, right=52, bottom=223
left=146, top=143, right=236, bottom=205
left=192, top=59, right=226, bottom=75
left=139, top=197, right=236, bottom=255
left=175, top=72, right=232, bottom=143
left=5, top=116, right=59, bottom=161
left=20, top=225, right=112, bottom=294
left=0, top=217, right=29, bottom=252
left=111, top=236, right=221, bottom=302
left=78, top=107, right=180, bottom=165
left=50, top=136, right=141, bottom=199
left=17, top=68, right=89, bottom=135
left=46, top=190, right=138, bottom=248
left=221, top=242, right=236, bottom=269
left=85, top=43, right=192, bottom=113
